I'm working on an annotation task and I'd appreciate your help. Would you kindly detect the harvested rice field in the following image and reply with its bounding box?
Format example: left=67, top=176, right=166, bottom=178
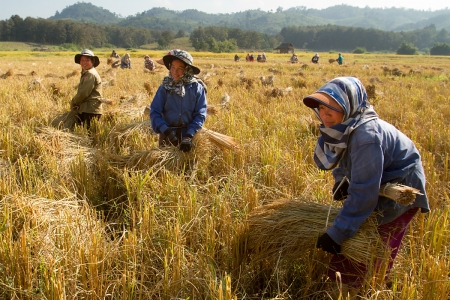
left=0, top=51, right=449, bottom=299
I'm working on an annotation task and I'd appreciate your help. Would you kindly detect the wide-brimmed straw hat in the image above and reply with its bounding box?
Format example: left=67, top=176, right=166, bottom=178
left=303, top=92, right=344, bottom=113
left=75, top=49, right=100, bottom=67
left=162, top=49, right=200, bottom=74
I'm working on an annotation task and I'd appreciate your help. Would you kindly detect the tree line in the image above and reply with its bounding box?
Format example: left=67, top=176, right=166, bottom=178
left=0, top=15, right=165, bottom=49
left=189, top=26, right=283, bottom=52
left=280, top=24, right=450, bottom=53
left=1, top=15, right=450, bottom=54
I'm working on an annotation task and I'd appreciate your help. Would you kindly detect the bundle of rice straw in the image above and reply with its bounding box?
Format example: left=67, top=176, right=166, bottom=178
left=124, top=148, right=187, bottom=171
left=108, top=121, right=154, bottom=150
left=50, top=110, right=79, bottom=131
left=236, top=199, right=386, bottom=267
left=106, top=130, right=212, bottom=171
left=199, top=127, right=240, bottom=151
left=379, top=183, right=423, bottom=206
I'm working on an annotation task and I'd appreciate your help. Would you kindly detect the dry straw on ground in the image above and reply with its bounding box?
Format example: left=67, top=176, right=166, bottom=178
left=236, top=199, right=385, bottom=268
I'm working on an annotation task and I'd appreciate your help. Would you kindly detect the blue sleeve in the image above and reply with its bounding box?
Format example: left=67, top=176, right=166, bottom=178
left=327, top=142, right=384, bottom=245
left=150, top=86, right=169, bottom=134
left=186, top=84, right=207, bottom=136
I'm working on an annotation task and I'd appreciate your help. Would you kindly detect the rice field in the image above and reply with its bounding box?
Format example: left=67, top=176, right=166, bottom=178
left=0, top=51, right=449, bottom=299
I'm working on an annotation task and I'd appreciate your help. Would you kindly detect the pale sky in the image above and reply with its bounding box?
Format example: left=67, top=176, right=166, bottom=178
left=1, top=0, right=448, bottom=20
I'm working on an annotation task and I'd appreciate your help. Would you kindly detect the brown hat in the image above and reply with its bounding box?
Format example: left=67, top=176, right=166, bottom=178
left=303, top=92, right=344, bottom=113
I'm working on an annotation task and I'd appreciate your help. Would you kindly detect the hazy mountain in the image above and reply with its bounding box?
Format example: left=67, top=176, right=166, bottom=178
left=49, top=2, right=450, bottom=33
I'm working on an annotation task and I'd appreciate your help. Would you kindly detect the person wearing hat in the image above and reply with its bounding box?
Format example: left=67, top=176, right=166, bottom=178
left=71, top=49, right=103, bottom=129
left=144, top=54, right=156, bottom=71
left=150, top=49, right=207, bottom=152
left=311, top=53, right=319, bottom=63
left=303, top=77, right=429, bottom=297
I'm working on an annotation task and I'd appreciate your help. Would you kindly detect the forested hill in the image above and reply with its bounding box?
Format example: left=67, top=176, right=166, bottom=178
left=49, top=3, right=450, bottom=34
left=50, top=2, right=120, bottom=25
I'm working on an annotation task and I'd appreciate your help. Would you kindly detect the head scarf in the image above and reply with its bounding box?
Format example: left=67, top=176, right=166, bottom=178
left=306, top=77, right=378, bottom=170
left=162, top=63, right=198, bottom=97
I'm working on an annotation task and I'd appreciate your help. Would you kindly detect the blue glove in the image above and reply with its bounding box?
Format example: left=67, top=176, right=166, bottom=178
left=316, top=233, right=341, bottom=255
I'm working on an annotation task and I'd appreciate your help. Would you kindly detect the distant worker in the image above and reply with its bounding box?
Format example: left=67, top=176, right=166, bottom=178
left=144, top=55, right=156, bottom=71
left=234, top=54, right=240, bottom=62
left=257, top=53, right=266, bottom=62
left=312, top=53, right=319, bottom=63
left=110, top=49, right=120, bottom=59
left=336, top=53, right=344, bottom=65
left=121, top=53, right=132, bottom=69
left=290, top=53, right=298, bottom=63
left=110, top=49, right=121, bottom=68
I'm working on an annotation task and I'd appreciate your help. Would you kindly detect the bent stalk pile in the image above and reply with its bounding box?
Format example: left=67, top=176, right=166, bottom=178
left=237, top=199, right=386, bottom=267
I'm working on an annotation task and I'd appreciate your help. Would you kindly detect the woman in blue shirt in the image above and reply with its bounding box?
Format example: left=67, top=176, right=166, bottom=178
left=150, top=49, right=207, bottom=152
left=303, top=77, right=429, bottom=295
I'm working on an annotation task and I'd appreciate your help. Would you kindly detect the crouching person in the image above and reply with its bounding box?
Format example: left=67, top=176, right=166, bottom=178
left=71, top=49, right=103, bottom=129
left=303, top=76, right=429, bottom=298
left=150, top=49, right=207, bottom=152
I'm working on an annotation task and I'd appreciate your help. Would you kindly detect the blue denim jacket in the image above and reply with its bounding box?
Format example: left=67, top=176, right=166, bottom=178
left=327, top=119, right=430, bottom=245
left=150, top=82, right=207, bottom=137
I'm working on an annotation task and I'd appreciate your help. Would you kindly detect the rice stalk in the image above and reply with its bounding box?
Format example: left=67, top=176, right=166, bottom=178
left=199, top=128, right=240, bottom=151
left=236, top=199, right=386, bottom=268
left=379, top=183, right=423, bottom=206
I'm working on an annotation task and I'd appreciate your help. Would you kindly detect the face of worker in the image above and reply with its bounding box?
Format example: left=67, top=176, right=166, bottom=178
left=80, top=56, right=94, bottom=71
left=170, top=59, right=186, bottom=82
left=318, top=104, right=344, bottom=127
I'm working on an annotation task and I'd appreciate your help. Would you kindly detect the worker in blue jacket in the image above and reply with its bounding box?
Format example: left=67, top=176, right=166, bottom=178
left=150, top=49, right=207, bottom=152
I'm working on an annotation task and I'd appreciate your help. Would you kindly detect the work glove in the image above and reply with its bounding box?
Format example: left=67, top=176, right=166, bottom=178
left=332, top=180, right=349, bottom=201
left=179, top=135, right=193, bottom=152
left=164, top=128, right=178, bottom=146
left=316, top=233, right=341, bottom=255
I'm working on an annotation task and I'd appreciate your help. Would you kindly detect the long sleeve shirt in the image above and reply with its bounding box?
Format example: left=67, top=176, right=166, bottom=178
left=150, top=82, right=207, bottom=137
left=70, top=67, right=103, bottom=114
left=327, top=119, right=429, bottom=245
